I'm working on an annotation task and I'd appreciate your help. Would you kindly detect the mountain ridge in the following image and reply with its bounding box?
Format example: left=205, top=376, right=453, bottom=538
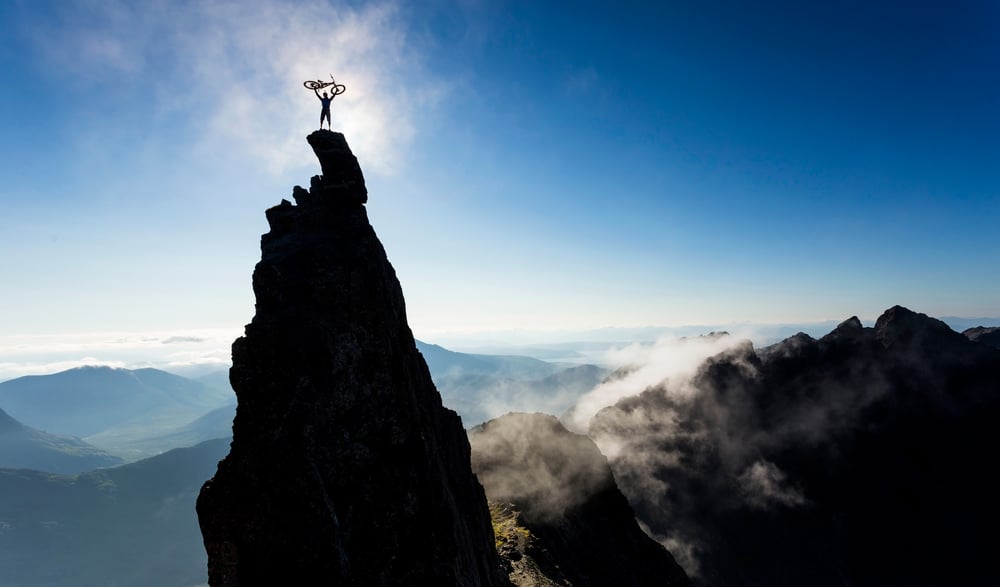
left=590, top=305, right=1000, bottom=585
left=0, top=366, right=232, bottom=439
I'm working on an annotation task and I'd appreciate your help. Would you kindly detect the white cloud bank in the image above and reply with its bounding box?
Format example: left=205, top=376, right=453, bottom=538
left=0, top=329, right=238, bottom=382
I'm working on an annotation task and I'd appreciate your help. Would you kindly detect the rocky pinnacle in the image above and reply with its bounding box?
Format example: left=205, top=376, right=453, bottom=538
left=196, top=130, right=506, bottom=586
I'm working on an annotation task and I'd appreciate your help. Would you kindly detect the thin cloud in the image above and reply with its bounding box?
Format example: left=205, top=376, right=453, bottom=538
left=160, top=336, right=206, bottom=344
left=32, top=0, right=442, bottom=175
left=737, top=459, right=808, bottom=509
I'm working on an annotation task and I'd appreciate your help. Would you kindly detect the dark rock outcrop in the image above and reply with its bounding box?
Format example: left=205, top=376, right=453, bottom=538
left=964, top=325, right=1000, bottom=349
left=470, top=412, right=689, bottom=587
left=197, top=131, right=505, bottom=586
left=590, top=306, right=1000, bottom=586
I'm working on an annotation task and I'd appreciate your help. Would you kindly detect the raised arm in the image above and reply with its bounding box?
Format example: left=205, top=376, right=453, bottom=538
left=314, top=88, right=321, bottom=99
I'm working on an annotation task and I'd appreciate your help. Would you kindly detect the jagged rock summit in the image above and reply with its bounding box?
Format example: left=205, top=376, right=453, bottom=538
left=197, top=131, right=506, bottom=586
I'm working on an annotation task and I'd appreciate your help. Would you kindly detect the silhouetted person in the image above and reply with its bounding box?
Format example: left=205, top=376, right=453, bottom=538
left=315, top=89, right=333, bottom=130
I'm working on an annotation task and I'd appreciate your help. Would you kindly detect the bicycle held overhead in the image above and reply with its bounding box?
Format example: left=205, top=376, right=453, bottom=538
left=305, top=75, right=346, bottom=130
left=303, top=75, right=346, bottom=96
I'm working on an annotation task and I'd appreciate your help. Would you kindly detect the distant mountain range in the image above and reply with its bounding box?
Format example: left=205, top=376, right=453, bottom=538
left=0, top=366, right=234, bottom=461
left=0, top=366, right=232, bottom=437
left=0, top=346, right=604, bottom=471
left=415, top=340, right=609, bottom=426
left=942, top=316, right=1000, bottom=333
left=418, top=340, right=563, bottom=378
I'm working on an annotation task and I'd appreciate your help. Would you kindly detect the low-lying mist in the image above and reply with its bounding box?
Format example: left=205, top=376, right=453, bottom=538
left=563, top=332, right=742, bottom=433
left=469, top=412, right=612, bottom=521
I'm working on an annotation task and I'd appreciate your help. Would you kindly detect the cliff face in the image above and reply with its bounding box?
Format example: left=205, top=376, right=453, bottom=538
left=197, top=131, right=506, bottom=586
left=591, top=306, right=1000, bottom=585
left=470, top=412, right=690, bottom=587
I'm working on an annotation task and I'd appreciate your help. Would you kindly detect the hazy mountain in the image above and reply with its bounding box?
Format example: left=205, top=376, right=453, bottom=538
left=90, top=403, right=237, bottom=460
left=195, top=369, right=233, bottom=395
left=0, top=366, right=233, bottom=460
left=417, top=340, right=564, bottom=378
left=438, top=364, right=609, bottom=428
left=416, top=340, right=608, bottom=426
left=588, top=306, right=1000, bottom=585
left=942, top=316, right=1000, bottom=332
left=0, top=366, right=232, bottom=437
left=0, top=406, right=122, bottom=474
left=0, top=437, right=229, bottom=587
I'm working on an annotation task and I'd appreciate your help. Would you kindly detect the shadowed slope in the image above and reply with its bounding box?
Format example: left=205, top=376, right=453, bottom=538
left=471, top=412, right=689, bottom=587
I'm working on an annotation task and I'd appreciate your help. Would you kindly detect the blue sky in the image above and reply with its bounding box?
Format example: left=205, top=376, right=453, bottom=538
left=1, top=0, right=998, bottom=378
